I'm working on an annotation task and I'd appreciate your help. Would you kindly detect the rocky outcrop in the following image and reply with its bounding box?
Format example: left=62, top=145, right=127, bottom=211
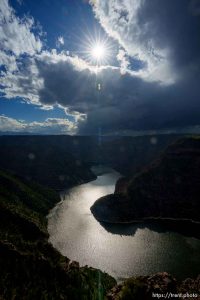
left=91, top=137, right=200, bottom=224
left=106, top=272, right=200, bottom=300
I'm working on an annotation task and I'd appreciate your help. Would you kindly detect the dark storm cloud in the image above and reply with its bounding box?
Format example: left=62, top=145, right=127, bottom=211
left=79, top=73, right=200, bottom=134
left=135, top=0, right=200, bottom=71
left=36, top=52, right=200, bottom=134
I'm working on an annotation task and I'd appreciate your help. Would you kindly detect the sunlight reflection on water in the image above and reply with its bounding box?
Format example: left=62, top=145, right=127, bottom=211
left=47, top=169, right=200, bottom=281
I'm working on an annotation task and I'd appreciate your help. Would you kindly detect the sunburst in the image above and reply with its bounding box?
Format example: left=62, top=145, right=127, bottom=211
left=77, top=28, right=113, bottom=66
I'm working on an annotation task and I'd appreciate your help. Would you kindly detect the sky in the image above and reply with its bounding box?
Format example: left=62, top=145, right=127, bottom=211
left=0, top=0, right=200, bottom=135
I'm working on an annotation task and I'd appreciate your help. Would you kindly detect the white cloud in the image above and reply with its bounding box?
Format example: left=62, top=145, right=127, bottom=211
left=27, top=118, right=77, bottom=134
left=0, top=115, right=77, bottom=134
left=89, top=0, right=176, bottom=84
left=117, top=48, right=130, bottom=74
left=56, top=36, right=64, bottom=47
left=0, top=0, right=42, bottom=56
left=0, top=115, right=25, bottom=131
left=0, top=50, right=18, bottom=72
left=0, top=0, right=43, bottom=98
left=0, top=56, right=43, bottom=105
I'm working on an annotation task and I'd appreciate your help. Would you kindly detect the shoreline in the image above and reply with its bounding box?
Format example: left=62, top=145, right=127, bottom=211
left=92, top=213, right=200, bottom=239
left=47, top=170, right=200, bottom=285
left=93, top=216, right=200, bottom=225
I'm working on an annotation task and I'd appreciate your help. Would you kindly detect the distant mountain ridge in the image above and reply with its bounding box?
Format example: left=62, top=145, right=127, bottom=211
left=0, top=134, right=185, bottom=190
left=0, top=131, right=41, bottom=135
left=0, top=135, right=97, bottom=190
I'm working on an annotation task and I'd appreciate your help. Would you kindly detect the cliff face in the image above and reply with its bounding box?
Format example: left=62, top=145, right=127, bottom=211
left=0, top=170, right=115, bottom=300
left=91, top=137, right=200, bottom=224
left=99, top=134, right=183, bottom=176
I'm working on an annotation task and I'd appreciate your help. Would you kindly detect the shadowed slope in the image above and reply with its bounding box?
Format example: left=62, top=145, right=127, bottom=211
left=0, top=170, right=116, bottom=299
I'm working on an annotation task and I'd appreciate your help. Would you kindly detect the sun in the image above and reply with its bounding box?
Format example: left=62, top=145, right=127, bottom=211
left=88, top=40, right=109, bottom=65
left=91, top=43, right=106, bottom=62
left=77, top=29, right=113, bottom=66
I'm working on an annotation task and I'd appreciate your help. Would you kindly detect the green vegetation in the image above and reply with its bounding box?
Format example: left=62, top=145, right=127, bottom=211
left=0, top=169, right=116, bottom=299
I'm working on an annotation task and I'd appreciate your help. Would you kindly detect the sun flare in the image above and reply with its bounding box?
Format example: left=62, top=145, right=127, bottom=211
left=91, top=44, right=106, bottom=61
left=78, top=29, right=113, bottom=66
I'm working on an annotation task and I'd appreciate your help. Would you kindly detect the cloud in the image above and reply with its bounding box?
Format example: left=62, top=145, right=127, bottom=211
left=0, top=55, right=43, bottom=105
left=0, top=0, right=42, bottom=56
left=35, top=49, right=200, bottom=134
left=0, top=115, right=25, bottom=132
left=0, top=115, right=77, bottom=134
left=56, top=36, right=64, bottom=47
left=90, top=0, right=200, bottom=84
left=0, top=0, right=43, bottom=101
left=117, top=49, right=130, bottom=74
left=27, top=118, right=77, bottom=134
left=0, top=50, right=18, bottom=72
left=1, top=47, right=200, bottom=134
left=1, top=0, right=200, bottom=136
left=0, top=48, right=100, bottom=106
left=89, top=0, right=172, bottom=83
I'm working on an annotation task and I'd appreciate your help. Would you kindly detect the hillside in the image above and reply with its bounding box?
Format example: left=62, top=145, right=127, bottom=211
left=91, top=137, right=200, bottom=225
left=0, top=136, right=96, bottom=190
left=0, top=170, right=115, bottom=300
left=97, top=134, right=185, bottom=176
left=0, top=134, right=184, bottom=191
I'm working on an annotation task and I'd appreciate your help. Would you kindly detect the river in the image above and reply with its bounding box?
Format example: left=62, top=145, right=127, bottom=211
left=47, top=166, right=200, bottom=281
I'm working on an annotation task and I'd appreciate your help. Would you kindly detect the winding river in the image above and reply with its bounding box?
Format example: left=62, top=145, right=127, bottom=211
left=48, top=166, right=200, bottom=281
